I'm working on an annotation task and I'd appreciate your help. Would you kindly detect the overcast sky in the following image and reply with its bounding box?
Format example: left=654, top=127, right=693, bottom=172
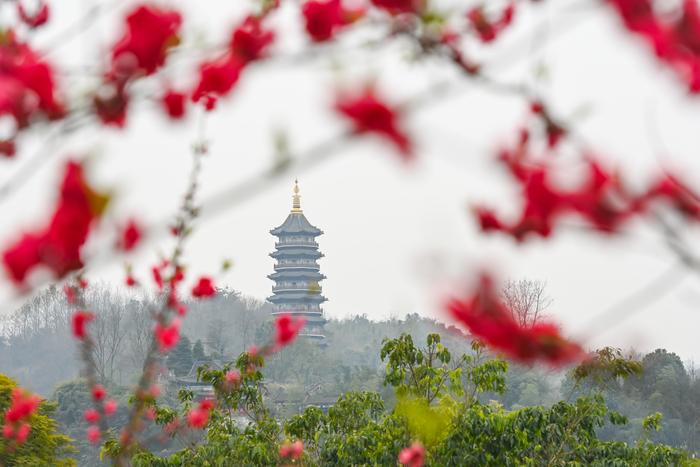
left=3, top=0, right=700, bottom=360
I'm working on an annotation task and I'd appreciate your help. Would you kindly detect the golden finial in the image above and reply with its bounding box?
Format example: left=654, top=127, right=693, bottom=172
left=291, top=179, right=302, bottom=212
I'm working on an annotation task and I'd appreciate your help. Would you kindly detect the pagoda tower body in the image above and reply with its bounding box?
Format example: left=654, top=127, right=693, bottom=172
left=267, top=181, right=327, bottom=340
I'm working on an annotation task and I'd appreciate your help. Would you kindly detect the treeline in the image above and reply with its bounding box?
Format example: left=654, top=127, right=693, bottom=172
left=0, top=283, right=698, bottom=464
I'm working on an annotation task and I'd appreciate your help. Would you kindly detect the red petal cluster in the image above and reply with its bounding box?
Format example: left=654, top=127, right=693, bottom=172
left=86, top=425, right=101, bottom=444
left=335, top=87, right=413, bottom=159
left=279, top=440, right=304, bottom=460
left=447, top=274, right=584, bottom=366
left=0, top=31, right=64, bottom=152
left=17, top=0, right=50, bottom=28
left=119, top=219, right=142, bottom=251
left=191, top=276, right=216, bottom=298
left=274, top=314, right=305, bottom=348
left=302, top=0, right=362, bottom=42
left=398, top=441, right=425, bottom=467
left=111, top=5, right=182, bottom=78
left=1, top=387, right=40, bottom=445
left=186, top=399, right=215, bottom=429
left=92, top=384, right=106, bottom=401
left=3, top=161, right=107, bottom=284
left=466, top=3, right=515, bottom=43
left=72, top=311, right=94, bottom=339
left=155, top=319, right=180, bottom=352
left=162, top=89, right=186, bottom=120
left=608, top=0, right=700, bottom=92
left=230, top=15, right=275, bottom=63
left=224, top=370, right=241, bottom=388
left=475, top=139, right=700, bottom=241
left=192, top=15, right=274, bottom=109
left=104, top=399, right=118, bottom=416
left=84, top=408, right=100, bottom=423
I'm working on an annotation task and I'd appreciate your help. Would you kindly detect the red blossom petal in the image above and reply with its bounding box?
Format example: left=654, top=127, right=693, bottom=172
left=398, top=442, right=425, bottom=467
left=110, top=5, right=182, bottom=77
left=92, top=384, right=106, bottom=401
left=119, top=219, right=142, bottom=251
left=84, top=408, right=100, bottom=423
left=274, top=314, right=305, bottom=348
left=104, top=399, right=118, bottom=416
left=191, top=55, right=244, bottom=104
left=72, top=311, right=94, bottom=339
left=162, top=90, right=186, bottom=119
left=191, top=276, right=216, bottom=298
left=87, top=425, right=101, bottom=444
left=155, top=319, right=181, bottom=352
left=230, top=15, right=275, bottom=62
left=17, top=0, right=49, bottom=28
left=447, top=274, right=584, bottom=366
left=335, top=87, right=413, bottom=159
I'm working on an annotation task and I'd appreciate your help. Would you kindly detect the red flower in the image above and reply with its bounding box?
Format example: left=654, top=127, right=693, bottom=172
left=335, top=87, right=413, bottom=158
left=92, top=385, right=106, bottom=401
left=3, top=387, right=39, bottom=445
left=0, top=31, right=64, bottom=131
left=186, top=400, right=214, bottom=429
left=191, top=55, right=243, bottom=105
left=104, top=399, right=118, bottom=416
left=230, top=15, right=275, bottom=62
left=111, top=5, right=182, bottom=78
left=371, top=0, right=422, bottom=15
left=72, top=311, right=94, bottom=339
left=86, top=425, right=101, bottom=444
left=467, top=3, right=516, bottom=43
left=119, top=219, right=142, bottom=251
left=398, top=441, right=425, bottom=467
left=125, top=274, right=137, bottom=287
left=84, top=409, right=100, bottom=423
left=192, top=276, right=216, bottom=298
left=279, top=440, right=304, bottom=459
left=17, top=0, right=49, bottom=28
left=14, top=423, right=31, bottom=444
left=224, top=370, right=241, bottom=388
left=4, top=161, right=108, bottom=284
left=152, top=266, right=164, bottom=289
left=302, top=0, right=356, bottom=42
left=607, top=0, right=700, bottom=93
left=5, top=388, right=40, bottom=423
left=162, top=89, right=186, bottom=119
left=155, top=319, right=180, bottom=352
left=274, top=314, right=305, bottom=348
left=447, top=274, right=583, bottom=366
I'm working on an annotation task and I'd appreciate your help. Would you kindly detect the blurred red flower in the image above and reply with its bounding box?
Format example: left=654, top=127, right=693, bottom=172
left=192, top=276, right=216, bottom=298
left=447, top=274, right=584, bottom=366
left=335, top=87, right=412, bottom=158
left=398, top=441, right=425, bottom=467
left=155, top=319, right=181, bottom=352
left=230, top=15, right=275, bottom=62
left=72, top=311, right=95, bottom=339
left=274, top=314, right=305, bottom=348
left=111, top=5, right=182, bottom=77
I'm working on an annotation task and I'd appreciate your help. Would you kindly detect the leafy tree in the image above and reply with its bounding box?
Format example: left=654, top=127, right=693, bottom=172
left=0, top=374, right=75, bottom=466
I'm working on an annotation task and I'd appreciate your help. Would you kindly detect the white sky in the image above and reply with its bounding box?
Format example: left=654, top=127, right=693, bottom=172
left=2, top=0, right=700, bottom=360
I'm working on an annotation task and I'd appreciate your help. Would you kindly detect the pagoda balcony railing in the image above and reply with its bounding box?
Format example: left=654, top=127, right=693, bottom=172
left=274, top=241, right=319, bottom=248
left=271, top=285, right=322, bottom=293
left=274, top=263, right=318, bottom=270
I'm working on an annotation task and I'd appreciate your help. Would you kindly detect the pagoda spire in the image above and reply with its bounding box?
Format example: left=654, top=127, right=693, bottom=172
left=291, top=179, right=302, bottom=213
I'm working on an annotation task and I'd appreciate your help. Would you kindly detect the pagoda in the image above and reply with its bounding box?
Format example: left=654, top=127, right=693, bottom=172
left=267, top=181, right=327, bottom=340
